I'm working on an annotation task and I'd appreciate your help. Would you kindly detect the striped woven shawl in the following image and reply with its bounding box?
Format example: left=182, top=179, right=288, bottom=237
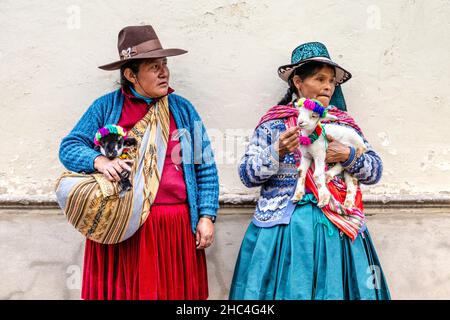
left=55, top=96, right=170, bottom=244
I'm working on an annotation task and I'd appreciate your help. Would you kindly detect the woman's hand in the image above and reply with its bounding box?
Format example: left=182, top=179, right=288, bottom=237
left=196, top=218, right=215, bottom=250
left=325, top=134, right=351, bottom=163
left=275, top=127, right=301, bottom=158
left=94, top=155, right=134, bottom=182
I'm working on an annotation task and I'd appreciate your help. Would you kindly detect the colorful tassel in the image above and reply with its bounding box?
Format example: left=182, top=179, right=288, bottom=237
left=296, top=98, right=328, bottom=118
left=93, top=124, right=128, bottom=146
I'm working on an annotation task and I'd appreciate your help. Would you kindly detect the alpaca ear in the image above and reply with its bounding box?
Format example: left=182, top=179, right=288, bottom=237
left=323, top=113, right=338, bottom=122
left=124, top=137, right=137, bottom=147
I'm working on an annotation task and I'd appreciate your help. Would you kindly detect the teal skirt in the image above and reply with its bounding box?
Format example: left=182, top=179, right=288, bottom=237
left=229, top=194, right=391, bottom=300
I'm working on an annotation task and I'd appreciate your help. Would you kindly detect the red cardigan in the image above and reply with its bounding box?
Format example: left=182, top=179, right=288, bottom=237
left=118, top=87, right=187, bottom=204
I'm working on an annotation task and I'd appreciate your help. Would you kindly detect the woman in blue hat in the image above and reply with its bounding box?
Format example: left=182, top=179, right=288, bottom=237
left=229, top=42, right=390, bottom=300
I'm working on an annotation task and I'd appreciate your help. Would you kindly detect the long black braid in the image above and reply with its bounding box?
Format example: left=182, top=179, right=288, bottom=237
left=277, top=81, right=296, bottom=105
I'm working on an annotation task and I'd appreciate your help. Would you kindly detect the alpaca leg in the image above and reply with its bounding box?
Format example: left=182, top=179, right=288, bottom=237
left=325, top=163, right=344, bottom=183
left=343, top=171, right=358, bottom=208
left=292, top=156, right=311, bottom=202
left=313, top=155, right=331, bottom=207
left=349, top=135, right=368, bottom=157
left=118, top=170, right=132, bottom=198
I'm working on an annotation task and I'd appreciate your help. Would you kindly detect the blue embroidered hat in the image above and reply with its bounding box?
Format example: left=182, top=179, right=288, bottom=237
left=277, top=42, right=352, bottom=111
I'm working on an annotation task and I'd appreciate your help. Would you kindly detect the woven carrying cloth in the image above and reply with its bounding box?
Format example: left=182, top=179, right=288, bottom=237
left=55, top=96, right=170, bottom=244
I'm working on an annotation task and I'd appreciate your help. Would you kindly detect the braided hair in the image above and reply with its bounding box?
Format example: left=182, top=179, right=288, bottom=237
left=277, top=85, right=296, bottom=106
left=277, top=61, right=334, bottom=105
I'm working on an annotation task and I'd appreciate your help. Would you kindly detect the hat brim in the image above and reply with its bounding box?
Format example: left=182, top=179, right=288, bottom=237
left=277, top=57, right=352, bottom=85
left=98, top=48, right=188, bottom=71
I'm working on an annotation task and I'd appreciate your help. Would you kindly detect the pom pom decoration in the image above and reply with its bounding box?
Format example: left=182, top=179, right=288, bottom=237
left=299, top=136, right=312, bottom=145
left=296, top=98, right=328, bottom=118
left=298, top=123, right=324, bottom=145
left=94, top=124, right=127, bottom=146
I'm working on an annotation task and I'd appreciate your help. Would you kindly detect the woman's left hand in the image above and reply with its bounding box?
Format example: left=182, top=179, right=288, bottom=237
left=196, top=218, right=215, bottom=250
left=325, top=134, right=351, bottom=163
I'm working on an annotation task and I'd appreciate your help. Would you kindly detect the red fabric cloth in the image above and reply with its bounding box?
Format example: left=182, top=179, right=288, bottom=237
left=81, top=87, right=206, bottom=300
left=256, top=102, right=363, bottom=136
left=153, top=113, right=187, bottom=204
left=118, top=86, right=187, bottom=203
left=81, top=204, right=208, bottom=300
left=117, top=86, right=174, bottom=132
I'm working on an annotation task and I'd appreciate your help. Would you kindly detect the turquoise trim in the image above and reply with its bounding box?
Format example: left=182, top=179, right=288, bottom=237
left=330, top=86, right=347, bottom=112
left=291, top=42, right=331, bottom=64
left=129, top=86, right=154, bottom=105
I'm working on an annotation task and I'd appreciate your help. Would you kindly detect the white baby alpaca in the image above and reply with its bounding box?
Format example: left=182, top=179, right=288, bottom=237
left=292, top=101, right=367, bottom=208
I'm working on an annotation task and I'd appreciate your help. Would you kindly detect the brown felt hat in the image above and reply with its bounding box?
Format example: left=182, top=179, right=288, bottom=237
left=98, top=25, right=187, bottom=71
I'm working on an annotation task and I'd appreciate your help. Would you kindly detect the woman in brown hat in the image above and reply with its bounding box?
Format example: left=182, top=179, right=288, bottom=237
left=59, top=25, right=219, bottom=300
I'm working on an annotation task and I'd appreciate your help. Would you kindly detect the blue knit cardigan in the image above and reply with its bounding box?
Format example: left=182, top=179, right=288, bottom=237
left=59, top=89, right=220, bottom=234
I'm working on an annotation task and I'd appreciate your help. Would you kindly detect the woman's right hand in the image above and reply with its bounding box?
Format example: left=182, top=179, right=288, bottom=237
left=275, top=126, right=301, bottom=158
left=94, top=156, right=133, bottom=182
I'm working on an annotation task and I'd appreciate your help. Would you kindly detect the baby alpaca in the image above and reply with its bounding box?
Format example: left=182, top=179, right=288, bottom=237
left=291, top=98, right=367, bottom=208
left=94, top=124, right=137, bottom=197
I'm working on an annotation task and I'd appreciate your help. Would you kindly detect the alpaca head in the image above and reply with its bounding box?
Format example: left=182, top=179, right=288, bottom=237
left=296, top=98, right=337, bottom=132
left=94, top=125, right=137, bottom=160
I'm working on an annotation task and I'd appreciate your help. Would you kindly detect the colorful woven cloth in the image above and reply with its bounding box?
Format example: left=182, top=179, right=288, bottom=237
left=257, top=103, right=365, bottom=241
left=55, top=96, right=170, bottom=244
left=256, top=104, right=298, bottom=130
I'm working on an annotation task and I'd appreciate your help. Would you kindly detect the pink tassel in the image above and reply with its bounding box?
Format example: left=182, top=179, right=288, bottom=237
left=300, top=136, right=312, bottom=145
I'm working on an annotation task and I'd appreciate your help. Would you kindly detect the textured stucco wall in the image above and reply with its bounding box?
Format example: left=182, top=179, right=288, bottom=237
left=0, top=0, right=449, bottom=199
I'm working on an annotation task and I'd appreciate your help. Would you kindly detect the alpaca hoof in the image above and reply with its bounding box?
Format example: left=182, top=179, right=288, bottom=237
left=344, top=198, right=355, bottom=208
left=291, top=192, right=304, bottom=203
left=318, top=192, right=331, bottom=208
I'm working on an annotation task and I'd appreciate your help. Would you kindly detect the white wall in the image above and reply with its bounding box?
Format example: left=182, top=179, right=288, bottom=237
left=1, top=0, right=449, bottom=199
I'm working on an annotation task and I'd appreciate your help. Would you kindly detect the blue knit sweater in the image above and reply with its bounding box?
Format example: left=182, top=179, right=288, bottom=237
left=59, top=89, right=220, bottom=234
left=239, top=118, right=383, bottom=228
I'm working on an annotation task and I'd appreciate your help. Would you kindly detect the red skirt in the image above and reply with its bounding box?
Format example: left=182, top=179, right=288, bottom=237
left=81, top=203, right=208, bottom=300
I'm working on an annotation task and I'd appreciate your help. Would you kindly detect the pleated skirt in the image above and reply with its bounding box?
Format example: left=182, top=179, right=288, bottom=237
left=81, top=203, right=208, bottom=300
left=229, top=194, right=390, bottom=300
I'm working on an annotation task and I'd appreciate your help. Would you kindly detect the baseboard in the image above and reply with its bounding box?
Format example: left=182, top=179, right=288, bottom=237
left=1, top=194, right=450, bottom=210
